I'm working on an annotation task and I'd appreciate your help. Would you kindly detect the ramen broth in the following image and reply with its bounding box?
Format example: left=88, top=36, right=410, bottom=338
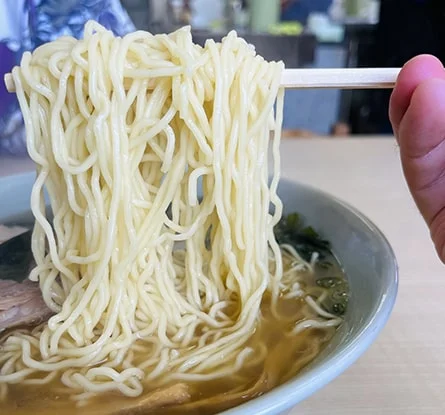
left=0, top=249, right=347, bottom=415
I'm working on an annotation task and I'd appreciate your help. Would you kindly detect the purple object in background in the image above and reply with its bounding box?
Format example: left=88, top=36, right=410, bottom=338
left=0, top=44, right=16, bottom=116
left=0, top=42, right=26, bottom=155
left=0, top=0, right=135, bottom=155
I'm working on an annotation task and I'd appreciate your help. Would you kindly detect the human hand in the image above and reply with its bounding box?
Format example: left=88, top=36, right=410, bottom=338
left=389, top=54, right=445, bottom=262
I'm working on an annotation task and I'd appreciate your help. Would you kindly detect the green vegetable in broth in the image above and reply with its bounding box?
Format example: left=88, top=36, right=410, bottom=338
left=275, top=213, right=349, bottom=316
left=274, top=213, right=331, bottom=262
left=316, top=276, right=349, bottom=316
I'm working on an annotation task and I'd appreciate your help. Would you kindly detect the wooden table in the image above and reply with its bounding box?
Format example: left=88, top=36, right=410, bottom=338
left=1, top=138, right=444, bottom=414
left=281, top=139, right=445, bottom=415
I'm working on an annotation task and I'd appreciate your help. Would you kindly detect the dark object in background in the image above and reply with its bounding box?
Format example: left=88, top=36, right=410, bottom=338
left=373, top=0, right=445, bottom=133
left=350, top=0, right=445, bottom=134
left=375, top=0, right=445, bottom=67
left=281, top=0, right=333, bottom=25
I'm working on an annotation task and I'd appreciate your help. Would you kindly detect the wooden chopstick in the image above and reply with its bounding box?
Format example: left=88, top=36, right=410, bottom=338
left=3, top=68, right=401, bottom=93
left=280, top=68, right=400, bottom=89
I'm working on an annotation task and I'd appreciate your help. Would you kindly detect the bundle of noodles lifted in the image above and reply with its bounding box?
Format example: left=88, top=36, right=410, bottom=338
left=0, top=22, right=346, bottom=414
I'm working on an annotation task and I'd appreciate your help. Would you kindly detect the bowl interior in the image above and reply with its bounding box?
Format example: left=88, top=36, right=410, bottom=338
left=279, top=178, right=397, bottom=360
left=0, top=174, right=398, bottom=415
left=224, top=179, right=398, bottom=415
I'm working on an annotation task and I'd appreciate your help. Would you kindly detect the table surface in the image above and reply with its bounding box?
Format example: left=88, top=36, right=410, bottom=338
left=1, top=138, right=444, bottom=415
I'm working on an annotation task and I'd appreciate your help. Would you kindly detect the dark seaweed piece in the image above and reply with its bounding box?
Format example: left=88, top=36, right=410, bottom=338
left=332, top=302, right=347, bottom=315
left=274, top=213, right=331, bottom=262
left=0, top=230, right=34, bottom=282
left=275, top=213, right=349, bottom=316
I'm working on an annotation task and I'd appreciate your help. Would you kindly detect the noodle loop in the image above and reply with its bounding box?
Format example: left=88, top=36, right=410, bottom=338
left=0, top=22, right=341, bottom=408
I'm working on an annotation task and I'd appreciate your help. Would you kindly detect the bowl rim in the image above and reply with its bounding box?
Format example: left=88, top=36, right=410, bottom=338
left=220, top=178, right=399, bottom=415
left=0, top=173, right=399, bottom=415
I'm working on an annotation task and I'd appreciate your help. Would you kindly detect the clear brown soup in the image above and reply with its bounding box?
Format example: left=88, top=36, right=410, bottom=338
left=0, top=253, right=347, bottom=415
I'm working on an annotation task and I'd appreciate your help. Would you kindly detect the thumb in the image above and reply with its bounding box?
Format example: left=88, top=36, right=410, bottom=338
left=389, top=54, right=445, bottom=138
left=398, top=76, right=445, bottom=263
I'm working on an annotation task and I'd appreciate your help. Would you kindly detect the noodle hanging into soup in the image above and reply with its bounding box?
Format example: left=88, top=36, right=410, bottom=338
left=0, top=22, right=345, bottom=413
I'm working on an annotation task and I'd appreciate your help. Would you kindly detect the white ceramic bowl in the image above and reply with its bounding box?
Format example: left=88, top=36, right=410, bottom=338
left=0, top=174, right=398, bottom=415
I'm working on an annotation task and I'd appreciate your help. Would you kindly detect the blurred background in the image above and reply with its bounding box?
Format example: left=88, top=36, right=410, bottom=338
left=121, top=0, right=383, bottom=138
left=1, top=0, right=445, bottom=154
